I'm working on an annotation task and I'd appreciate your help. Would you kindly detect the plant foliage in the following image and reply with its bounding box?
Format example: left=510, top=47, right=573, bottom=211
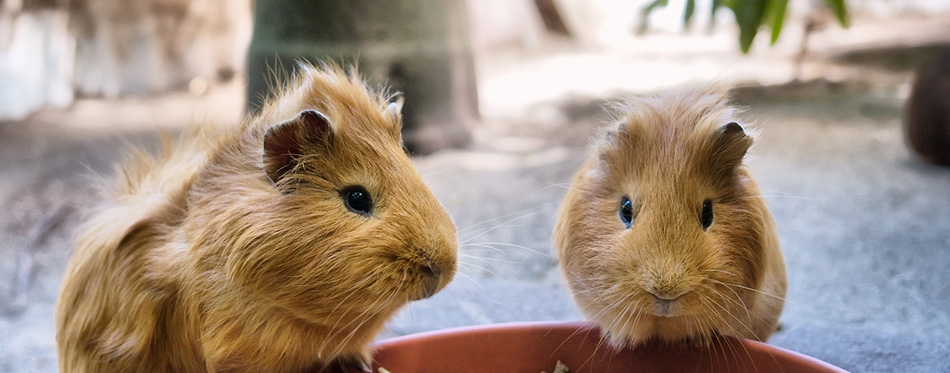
left=640, top=0, right=849, bottom=53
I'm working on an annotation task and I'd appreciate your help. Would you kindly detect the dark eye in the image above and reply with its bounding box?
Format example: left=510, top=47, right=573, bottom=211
left=620, top=196, right=634, bottom=228
left=341, top=186, right=373, bottom=216
left=700, top=199, right=713, bottom=231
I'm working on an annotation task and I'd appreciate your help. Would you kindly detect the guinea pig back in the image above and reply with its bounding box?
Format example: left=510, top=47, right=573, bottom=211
left=553, top=84, right=786, bottom=348
left=55, top=63, right=458, bottom=372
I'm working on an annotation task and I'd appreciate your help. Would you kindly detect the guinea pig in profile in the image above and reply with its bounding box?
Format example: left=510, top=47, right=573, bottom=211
left=55, top=63, right=458, bottom=372
left=553, top=84, right=786, bottom=348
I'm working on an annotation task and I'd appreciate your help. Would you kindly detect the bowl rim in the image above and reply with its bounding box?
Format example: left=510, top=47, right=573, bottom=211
left=374, top=320, right=847, bottom=373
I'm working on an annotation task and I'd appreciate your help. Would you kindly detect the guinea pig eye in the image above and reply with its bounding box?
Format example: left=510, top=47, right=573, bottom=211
left=620, top=197, right=634, bottom=228
left=341, top=186, right=373, bottom=216
left=700, top=199, right=713, bottom=231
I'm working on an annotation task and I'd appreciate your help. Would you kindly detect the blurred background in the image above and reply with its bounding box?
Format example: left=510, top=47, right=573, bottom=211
left=1, top=0, right=949, bottom=371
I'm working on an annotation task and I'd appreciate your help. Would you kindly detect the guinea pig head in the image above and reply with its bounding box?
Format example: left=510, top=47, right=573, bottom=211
left=556, top=87, right=768, bottom=346
left=232, top=66, right=457, bottom=327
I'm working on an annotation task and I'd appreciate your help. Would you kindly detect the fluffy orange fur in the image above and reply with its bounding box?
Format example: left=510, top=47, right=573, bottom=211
left=55, top=63, right=458, bottom=372
left=553, top=84, right=786, bottom=347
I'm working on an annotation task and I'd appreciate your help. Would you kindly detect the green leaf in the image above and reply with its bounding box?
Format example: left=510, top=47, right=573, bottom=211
left=765, top=0, right=789, bottom=45
left=824, top=0, right=849, bottom=27
left=683, top=0, right=696, bottom=28
left=638, top=0, right=670, bottom=35
left=730, top=0, right=767, bottom=53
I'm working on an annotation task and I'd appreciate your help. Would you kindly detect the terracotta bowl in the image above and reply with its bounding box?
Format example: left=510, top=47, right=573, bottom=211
left=372, top=321, right=845, bottom=373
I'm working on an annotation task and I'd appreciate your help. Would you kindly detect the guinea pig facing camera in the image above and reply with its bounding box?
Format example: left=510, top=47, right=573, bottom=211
left=554, top=84, right=787, bottom=348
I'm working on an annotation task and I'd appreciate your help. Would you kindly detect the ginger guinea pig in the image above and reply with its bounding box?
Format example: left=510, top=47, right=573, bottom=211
left=55, top=63, right=457, bottom=372
left=553, top=85, right=786, bottom=347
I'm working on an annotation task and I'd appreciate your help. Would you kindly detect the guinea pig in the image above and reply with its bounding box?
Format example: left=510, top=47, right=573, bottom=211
left=55, top=62, right=458, bottom=372
left=553, top=84, right=786, bottom=348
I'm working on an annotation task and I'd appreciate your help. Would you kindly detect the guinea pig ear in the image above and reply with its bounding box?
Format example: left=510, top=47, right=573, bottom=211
left=386, top=97, right=403, bottom=116
left=263, top=109, right=335, bottom=185
left=611, top=117, right=644, bottom=149
left=383, top=96, right=405, bottom=140
left=712, top=121, right=753, bottom=167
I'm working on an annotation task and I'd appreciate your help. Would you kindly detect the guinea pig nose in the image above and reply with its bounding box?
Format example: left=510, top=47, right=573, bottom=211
left=415, top=260, right=443, bottom=300
left=420, top=260, right=441, bottom=279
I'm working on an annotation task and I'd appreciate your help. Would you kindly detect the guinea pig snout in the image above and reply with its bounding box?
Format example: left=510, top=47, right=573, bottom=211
left=642, top=268, right=693, bottom=316
left=411, top=251, right=456, bottom=301
left=645, top=285, right=689, bottom=317
left=646, top=288, right=686, bottom=301
left=416, top=260, right=443, bottom=300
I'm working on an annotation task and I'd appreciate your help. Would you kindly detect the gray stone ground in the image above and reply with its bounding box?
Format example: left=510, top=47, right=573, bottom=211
left=2, top=13, right=950, bottom=373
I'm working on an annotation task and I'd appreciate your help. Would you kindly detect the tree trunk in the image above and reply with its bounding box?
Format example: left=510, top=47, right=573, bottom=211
left=247, top=0, right=477, bottom=154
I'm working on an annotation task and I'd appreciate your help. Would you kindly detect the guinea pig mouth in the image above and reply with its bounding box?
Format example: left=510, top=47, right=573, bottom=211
left=652, top=299, right=678, bottom=317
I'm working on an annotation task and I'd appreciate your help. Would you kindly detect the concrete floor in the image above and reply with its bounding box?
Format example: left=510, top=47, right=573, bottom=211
left=2, top=13, right=950, bottom=373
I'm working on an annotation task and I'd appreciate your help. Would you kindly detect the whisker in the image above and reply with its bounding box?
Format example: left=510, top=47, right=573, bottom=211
left=700, top=283, right=751, bottom=321
left=742, top=190, right=825, bottom=201
left=730, top=331, right=759, bottom=373
left=708, top=280, right=787, bottom=303
left=448, top=272, right=502, bottom=305
left=459, top=243, right=507, bottom=255
left=329, top=288, right=398, bottom=360
left=703, top=292, right=759, bottom=340
left=458, top=209, right=545, bottom=243
left=463, top=241, right=547, bottom=256
left=457, top=209, right=539, bottom=236
left=323, top=285, right=390, bottom=358
left=459, top=253, right=521, bottom=264
left=457, top=260, right=502, bottom=278
left=701, top=268, right=740, bottom=278
left=420, top=167, right=454, bottom=179
left=538, top=182, right=586, bottom=194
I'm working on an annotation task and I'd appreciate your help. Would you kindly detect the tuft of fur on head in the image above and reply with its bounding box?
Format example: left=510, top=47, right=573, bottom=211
left=554, top=84, right=786, bottom=349
left=256, top=61, right=401, bottom=135
left=56, top=62, right=457, bottom=372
